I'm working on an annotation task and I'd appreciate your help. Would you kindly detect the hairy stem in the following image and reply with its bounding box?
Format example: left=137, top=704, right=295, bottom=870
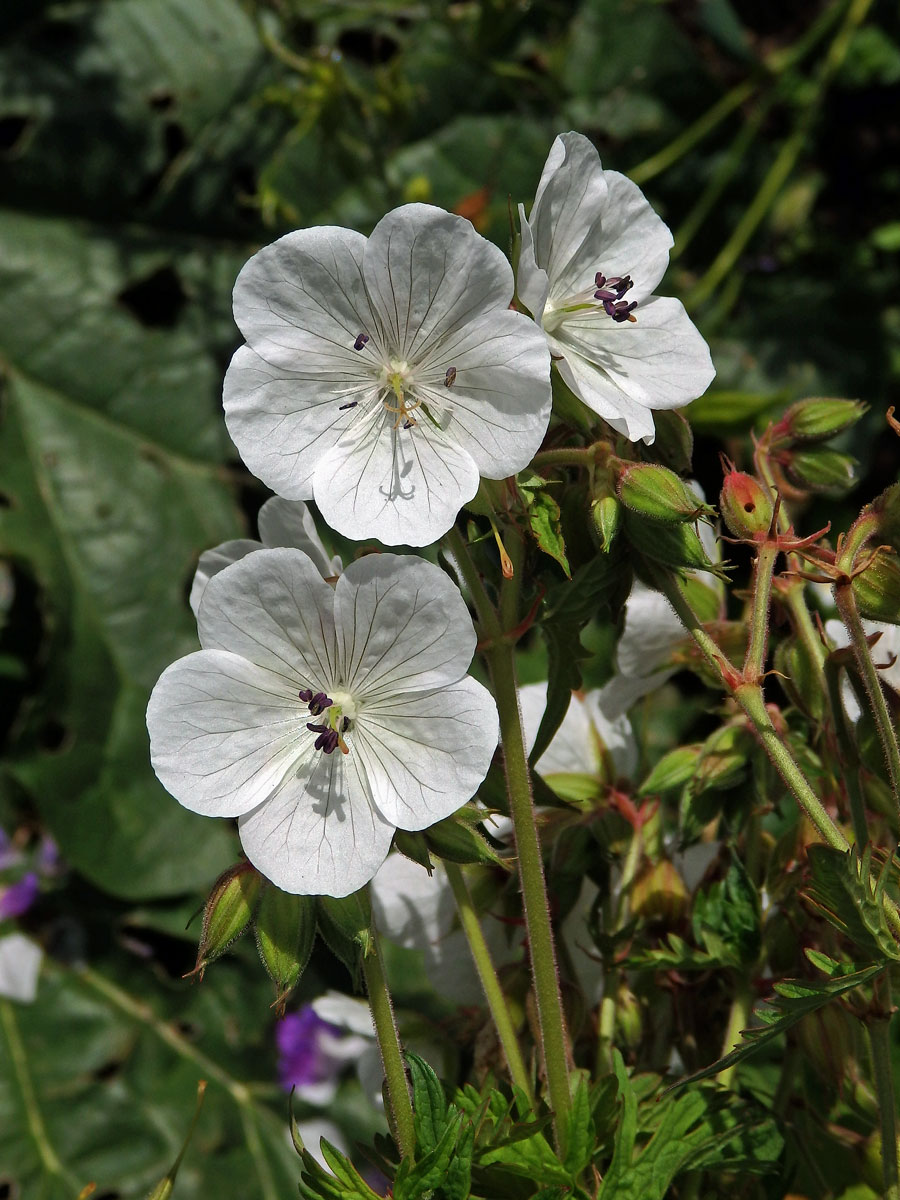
left=444, top=861, right=534, bottom=1104
left=869, top=978, right=900, bottom=1200
left=362, top=928, right=416, bottom=1161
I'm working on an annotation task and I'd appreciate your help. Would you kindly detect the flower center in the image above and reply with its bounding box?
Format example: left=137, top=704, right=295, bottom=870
left=379, top=358, right=422, bottom=429
left=543, top=269, right=638, bottom=332
left=299, top=688, right=356, bottom=755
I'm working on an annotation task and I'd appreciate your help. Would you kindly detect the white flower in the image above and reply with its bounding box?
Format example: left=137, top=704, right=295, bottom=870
left=517, top=132, right=715, bottom=443
left=0, top=933, right=42, bottom=1003
left=223, top=203, right=552, bottom=547
left=517, top=680, right=637, bottom=780
left=190, top=497, right=341, bottom=617
left=825, top=617, right=900, bottom=722
left=147, top=549, right=499, bottom=897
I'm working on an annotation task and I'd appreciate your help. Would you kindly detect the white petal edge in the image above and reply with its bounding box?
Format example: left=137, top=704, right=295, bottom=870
left=257, top=497, right=342, bottom=578
left=190, top=539, right=262, bottom=618
left=0, top=933, right=42, bottom=1003
left=334, top=553, right=477, bottom=699
left=353, top=677, right=498, bottom=829
left=147, top=649, right=314, bottom=818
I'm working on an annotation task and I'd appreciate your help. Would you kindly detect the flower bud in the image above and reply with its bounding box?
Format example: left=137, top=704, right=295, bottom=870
left=719, top=471, right=775, bottom=540
left=781, top=397, right=867, bottom=443
left=851, top=548, right=900, bottom=625
left=617, top=463, right=714, bottom=524
left=774, top=636, right=825, bottom=721
left=254, top=886, right=317, bottom=1007
left=691, top=723, right=753, bottom=795
left=638, top=744, right=704, bottom=796
left=625, top=510, right=726, bottom=578
left=423, top=813, right=508, bottom=868
left=859, top=482, right=900, bottom=552
left=316, top=891, right=373, bottom=988
left=785, top=447, right=857, bottom=494
left=630, top=859, right=689, bottom=924
left=591, top=494, right=622, bottom=553
left=796, top=1004, right=854, bottom=1088
left=615, top=983, right=643, bottom=1049
left=194, top=861, right=263, bottom=974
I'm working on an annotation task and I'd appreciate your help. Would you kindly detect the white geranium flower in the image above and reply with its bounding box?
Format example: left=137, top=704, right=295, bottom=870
left=223, top=203, right=552, bottom=547
left=190, top=497, right=341, bottom=617
left=0, top=933, right=42, bottom=1003
left=517, top=132, right=715, bottom=443
left=518, top=680, right=637, bottom=780
left=825, top=617, right=900, bottom=722
left=147, top=549, right=499, bottom=897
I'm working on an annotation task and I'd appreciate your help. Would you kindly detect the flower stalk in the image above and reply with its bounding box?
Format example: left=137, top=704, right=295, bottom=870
left=444, top=861, right=534, bottom=1104
left=361, top=926, right=416, bottom=1162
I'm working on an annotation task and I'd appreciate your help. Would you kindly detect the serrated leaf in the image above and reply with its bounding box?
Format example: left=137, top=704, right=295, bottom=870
left=527, top=489, right=571, bottom=577
left=407, top=1052, right=450, bottom=1155
left=671, top=960, right=885, bottom=1087
left=804, top=846, right=900, bottom=962
left=563, top=1070, right=593, bottom=1176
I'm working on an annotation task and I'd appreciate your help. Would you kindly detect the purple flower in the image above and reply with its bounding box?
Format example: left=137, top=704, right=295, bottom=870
left=0, top=873, right=39, bottom=920
left=276, top=1006, right=344, bottom=1093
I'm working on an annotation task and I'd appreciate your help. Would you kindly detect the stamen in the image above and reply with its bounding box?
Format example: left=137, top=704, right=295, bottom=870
left=339, top=401, right=358, bottom=411
left=353, top=333, right=369, bottom=351
left=592, top=271, right=638, bottom=322
left=444, top=366, right=457, bottom=388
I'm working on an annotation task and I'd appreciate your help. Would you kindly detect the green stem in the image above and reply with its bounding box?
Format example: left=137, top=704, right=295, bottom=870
left=0, top=997, right=79, bottom=1193
left=716, top=979, right=753, bottom=1090
left=444, top=862, right=534, bottom=1104
left=649, top=566, right=850, bottom=853
left=744, top=541, right=779, bottom=684
left=824, top=653, right=871, bottom=846
left=835, top=582, right=900, bottom=819
left=596, top=825, right=643, bottom=1073
left=531, top=445, right=606, bottom=471
left=686, top=0, right=873, bottom=310
left=361, top=930, right=416, bottom=1162
left=446, top=523, right=571, bottom=1147
left=869, top=978, right=900, bottom=1200
left=487, top=636, right=572, bottom=1151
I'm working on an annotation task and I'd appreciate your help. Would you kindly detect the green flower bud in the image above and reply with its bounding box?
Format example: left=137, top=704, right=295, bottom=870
left=774, top=635, right=825, bottom=721
left=625, top=510, right=726, bottom=578
left=195, top=861, right=263, bottom=973
left=630, top=860, right=690, bottom=924
left=391, top=830, right=433, bottom=871
left=615, top=983, right=643, bottom=1050
left=781, top=397, right=867, bottom=442
left=423, top=813, right=508, bottom=868
left=316, top=890, right=373, bottom=988
left=591, top=494, right=622, bottom=552
left=719, top=470, right=775, bottom=540
left=785, top=447, right=857, bottom=494
left=852, top=548, right=900, bottom=625
left=692, top=724, right=753, bottom=795
left=617, top=463, right=714, bottom=523
left=638, top=744, right=704, bottom=796
left=859, top=482, right=900, bottom=552
left=254, top=886, right=317, bottom=1006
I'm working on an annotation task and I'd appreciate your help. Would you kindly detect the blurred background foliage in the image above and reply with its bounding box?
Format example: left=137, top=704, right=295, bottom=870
left=1, top=0, right=900, bottom=1194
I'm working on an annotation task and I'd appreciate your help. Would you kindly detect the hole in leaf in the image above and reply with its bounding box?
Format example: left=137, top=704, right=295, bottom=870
left=118, top=265, right=187, bottom=329
left=37, top=718, right=70, bottom=753
left=0, top=115, right=33, bottom=157
left=148, top=88, right=176, bottom=112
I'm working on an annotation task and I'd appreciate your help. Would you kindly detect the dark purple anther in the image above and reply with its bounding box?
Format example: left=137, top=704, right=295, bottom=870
left=353, top=333, right=369, bottom=351
left=298, top=688, right=313, bottom=703
left=339, top=401, right=358, bottom=410
left=610, top=301, right=638, bottom=323
left=307, top=723, right=340, bottom=753
left=403, top=419, right=415, bottom=430
left=444, top=366, right=457, bottom=388
left=308, top=692, right=332, bottom=716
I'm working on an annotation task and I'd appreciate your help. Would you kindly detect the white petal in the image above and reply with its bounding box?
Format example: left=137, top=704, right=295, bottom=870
left=238, top=749, right=394, bottom=896
left=147, top=650, right=314, bottom=818
left=190, top=539, right=261, bottom=618
left=352, top=677, right=498, bottom=829
left=257, top=497, right=342, bottom=578
left=362, top=204, right=513, bottom=360
left=313, top=410, right=480, bottom=547
left=370, top=854, right=458, bottom=945
left=0, top=933, right=42, bottom=1003
left=415, top=309, right=551, bottom=478
left=617, top=582, right=685, bottom=680
left=516, top=203, right=550, bottom=321
left=518, top=682, right=636, bottom=778
left=526, top=133, right=609, bottom=298
left=552, top=295, right=715, bottom=440
left=584, top=170, right=673, bottom=302
left=312, top=991, right=376, bottom=1038
left=231, top=225, right=376, bottom=371
left=581, top=688, right=638, bottom=778
left=223, top=345, right=373, bottom=502
left=197, top=548, right=338, bottom=688
left=335, top=554, right=477, bottom=698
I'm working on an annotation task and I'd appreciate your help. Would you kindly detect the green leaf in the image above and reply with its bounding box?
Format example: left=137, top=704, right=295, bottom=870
left=527, top=489, right=571, bottom=577
left=803, top=845, right=900, bottom=962
left=407, top=1052, right=450, bottom=1156
left=672, top=959, right=885, bottom=1087
left=563, top=1070, right=594, bottom=1176
left=0, top=962, right=303, bottom=1200
left=298, top=1140, right=383, bottom=1200
left=596, top=1052, right=638, bottom=1196
left=692, top=855, right=761, bottom=969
